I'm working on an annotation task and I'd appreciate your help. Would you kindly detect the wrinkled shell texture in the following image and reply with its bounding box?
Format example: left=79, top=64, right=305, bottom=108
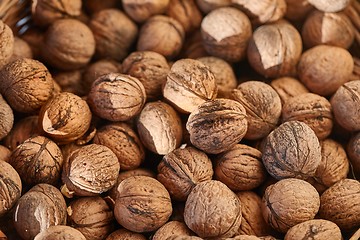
left=39, top=92, right=92, bottom=144
left=0, top=58, right=53, bottom=113
left=262, top=178, right=320, bottom=233
left=163, top=58, right=217, bottom=113
left=196, top=0, right=231, bottom=13
left=262, top=121, right=321, bottom=180
left=184, top=180, right=242, bottom=238
left=114, top=176, right=172, bottom=232
left=308, top=0, right=351, bottom=12
left=319, top=179, right=360, bottom=231
left=105, top=228, right=146, bottom=240
left=62, top=144, right=120, bottom=196
left=0, top=161, right=21, bottom=216
left=0, top=20, right=14, bottom=69
left=34, top=226, right=86, bottom=240
left=201, top=7, right=252, bottom=62
left=123, top=0, right=170, bottom=23
left=152, top=221, right=193, bottom=240
left=232, top=81, right=282, bottom=140
left=0, top=94, right=13, bottom=141
left=270, top=77, right=309, bottom=104
left=157, top=146, right=213, bottom=201
left=186, top=98, right=248, bottom=154
left=166, top=0, right=202, bottom=33
left=13, top=184, right=67, bottom=240
left=88, top=73, right=146, bottom=122
left=348, top=132, right=360, bottom=179
left=0, top=145, right=10, bottom=162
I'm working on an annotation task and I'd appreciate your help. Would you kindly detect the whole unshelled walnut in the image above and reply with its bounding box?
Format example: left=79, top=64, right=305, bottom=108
left=34, top=226, right=86, bottom=240
left=186, top=98, right=248, bottom=154
left=196, top=0, right=231, bottom=13
left=10, top=37, right=33, bottom=62
left=54, top=70, right=85, bottom=96
left=163, top=58, right=217, bottom=113
left=38, top=92, right=92, bottom=144
left=184, top=180, right=242, bottom=238
left=0, top=21, right=14, bottom=69
left=298, top=45, right=353, bottom=96
left=0, top=161, right=21, bottom=217
left=0, top=145, right=10, bottom=162
left=122, top=0, right=169, bottom=23
left=284, top=0, right=314, bottom=21
left=262, top=178, right=320, bottom=233
left=270, top=77, right=309, bottom=104
left=87, top=73, right=146, bottom=122
left=0, top=94, right=13, bottom=141
left=43, top=19, right=95, bottom=70
left=153, top=221, right=193, bottom=240
left=61, top=144, right=120, bottom=197
left=157, top=146, right=214, bottom=201
left=166, top=0, right=202, bottom=33
left=0, top=58, right=54, bottom=113
left=347, top=132, right=360, bottom=179
left=201, top=7, right=252, bottom=62
left=14, top=184, right=67, bottom=240
left=180, top=30, right=208, bottom=59
left=247, top=21, right=302, bottom=78
left=105, top=229, right=146, bottom=240
left=114, top=176, right=172, bottom=232
left=308, top=0, right=351, bottom=13
left=262, top=121, right=321, bottom=180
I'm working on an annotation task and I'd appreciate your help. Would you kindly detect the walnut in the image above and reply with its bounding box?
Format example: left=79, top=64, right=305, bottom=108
left=19, top=28, right=44, bottom=60
left=9, top=136, right=63, bottom=186
left=84, top=0, right=119, bottom=15
left=166, top=0, right=202, bottom=33
left=13, top=184, right=67, bottom=240
left=270, top=77, right=309, bottom=104
left=319, top=179, right=360, bottom=231
left=163, top=58, right=217, bottom=113
left=347, top=132, right=360, bottom=179
left=0, top=94, right=13, bottom=141
left=308, top=0, right=351, bottom=13
left=137, top=101, right=183, bottom=155
left=225, top=236, right=262, bottom=240
left=186, top=98, right=248, bottom=154
left=153, top=221, right=193, bottom=240
left=10, top=37, right=33, bottom=62
left=114, top=176, right=172, bottom=232
left=0, top=145, right=10, bottom=162
left=298, top=45, right=354, bottom=96
left=53, top=70, right=86, bottom=96
left=184, top=180, right=242, bottom=238
left=180, top=30, right=208, bottom=59
left=87, top=73, right=146, bottom=122
left=0, top=58, right=54, bottom=113
left=262, top=121, right=321, bottom=180
left=122, top=0, right=169, bottom=23
left=39, top=92, right=92, bottom=144
left=61, top=144, right=120, bottom=197
left=201, top=7, right=252, bottom=62
left=157, top=146, right=214, bottom=201
left=0, top=161, right=21, bottom=217
left=284, top=0, right=314, bottom=21
left=167, top=236, right=203, bottom=240
left=0, top=21, right=14, bottom=69
left=232, top=81, right=282, bottom=140
left=105, top=229, right=146, bottom=240
left=262, top=178, right=320, bottom=233
left=34, top=226, right=86, bottom=240
left=196, top=0, right=231, bottom=13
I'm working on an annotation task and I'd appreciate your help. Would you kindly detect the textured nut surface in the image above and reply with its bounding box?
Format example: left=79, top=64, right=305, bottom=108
left=114, top=176, right=172, bottom=232
left=153, top=221, right=193, bottom=240
left=122, top=0, right=169, bottom=23
left=262, top=121, right=321, bottom=180
left=34, top=226, right=86, bottom=240
left=10, top=37, right=33, bottom=62
left=308, top=0, right=351, bottom=12
left=0, top=94, right=13, bottom=141
left=184, top=180, right=242, bottom=238
left=0, top=21, right=14, bottom=69
left=270, top=77, right=309, bottom=104
left=196, top=0, right=231, bottom=13
left=0, top=161, right=21, bottom=217
left=166, top=0, right=202, bottom=33
left=105, top=229, right=146, bottom=240
left=348, top=132, right=360, bottom=179
left=54, top=70, right=85, bottom=96
left=285, top=0, right=314, bottom=21
left=262, top=178, right=320, bottom=233
left=0, top=145, right=10, bottom=162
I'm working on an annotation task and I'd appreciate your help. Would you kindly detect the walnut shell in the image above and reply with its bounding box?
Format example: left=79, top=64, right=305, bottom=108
left=319, top=179, right=360, bottom=231
left=262, top=178, right=320, bottom=233
left=347, top=132, right=360, bottom=179
left=232, top=81, right=282, bottom=140
left=0, top=21, right=14, bottom=69
left=0, top=58, right=54, bottom=113
left=196, top=0, right=231, bottom=13
left=114, top=176, right=172, bottom=232
left=180, top=30, right=208, bottom=59
left=88, top=73, right=146, bottom=122
left=54, top=70, right=86, bottom=96
left=105, top=229, right=146, bottom=240
left=61, top=144, right=120, bottom=197
left=262, top=121, right=321, bottom=180
left=0, top=94, right=13, bottom=141
left=0, top=145, right=10, bottom=162
left=284, top=0, right=314, bottom=21
left=308, top=0, right=351, bottom=13
left=166, top=0, right=202, bottom=33
left=10, top=37, right=33, bottom=62
left=270, top=77, right=309, bottom=105
left=184, top=180, right=242, bottom=238
left=0, top=161, right=21, bottom=217
left=186, top=98, right=248, bottom=154
left=157, top=146, right=214, bottom=201
left=34, top=226, right=86, bottom=240
left=123, top=0, right=169, bottom=23
left=153, top=221, right=193, bottom=240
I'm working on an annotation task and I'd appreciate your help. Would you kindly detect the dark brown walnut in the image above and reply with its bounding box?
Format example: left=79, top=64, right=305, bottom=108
left=122, top=51, right=170, bottom=100
left=231, top=0, right=287, bottom=25
left=184, top=180, right=242, bottom=238
left=282, top=93, right=333, bottom=140
left=9, top=136, right=63, bottom=186
left=247, top=21, right=302, bottom=78
left=284, top=0, right=314, bottom=21
left=320, top=179, right=360, bottom=231
left=137, top=15, right=185, bottom=59
left=10, top=37, right=33, bottom=62
left=0, top=21, right=14, bottom=69
left=197, top=56, right=237, bottom=98
left=302, top=11, right=354, bottom=49
left=31, top=0, right=82, bottom=26
left=67, top=197, right=114, bottom=240
left=180, top=30, right=208, bottom=59
left=262, top=178, right=320, bottom=233
left=308, top=0, right=351, bottom=12
left=153, top=221, right=193, bottom=240
left=137, top=101, right=182, bottom=155
left=20, top=28, right=44, bottom=60
left=122, top=0, right=169, bottom=23
left=0, top=145, right=10, bottom=162
left=284, top=219, right=342, bottom=240
left=186, top=98, right=248, bottom=154
left=157, top=146, right=213, bottom=201
left=38, top=92, right=92, bottom=144
left=166, top=0, right=202, bottom=33
left=232, top=81, right=282, bottom=140
left=215, top=144, right=267, bottom=191
left=298, top=45, right=354, bottom=96
left=61, top=144, right=120, bottom=197
left=105, top=229, right=146, bottom=240
left=196, top=0, right=231, bottom=13
left=163, top=58, right=218, bottom=113
left=34, top=226, right=86, bottom=240
left=54, top=70, right=86, bottom=96
left=85, top=0, right=119, bottom=14
left=347, top=132, right=360, bottom=179
left=0, top=94, right=13, bottom=141
left=270, top=77, right=309, bottom=104
left=0, top=58, right=54, bottom=113
left=236, top=191, right=272, bottom=237
left=201, top=7, right=252, bottom=62
left=331, top=80, right=360, bottom=131
left=114, top=176, right=172, bottom=232
left=0, top=161, right=21, bottom=217
left=93, top=122, right=145, bottom=170
left=262, top=121, right=321, bottom=180
left=13, top=184, right=67, bottom=240
left=88, top=73, right=146, bottom=122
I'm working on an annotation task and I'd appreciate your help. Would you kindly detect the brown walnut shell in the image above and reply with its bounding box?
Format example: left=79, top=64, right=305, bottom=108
left=166, top=0, right=202, bottom=33
left=53, top=70, right=85, bottom=96
left=0, top=161, right=21, bottom=217
left=153, top=221, right=193, bottom=240
left=308, top=0, right=351, bottom=13
left=105, top=229, right=146, bottom=240
left=347, top=132, right=360, bottom=179
left=284, top=0, right=314, bottom=21
left=0, top=145, right=10, bottom=162
left=196, top=0, right=231, bottom=13
left=123, top=0, right=170, bottom=23
left=34, top=226, right=86, bottom=240
left=0, top=94, right=13, bottom=141
left=0, top=21, right=14, bottom=69
left=10, top=37, right=33, bottom=62
left=270, top=77, right=309, bottom=104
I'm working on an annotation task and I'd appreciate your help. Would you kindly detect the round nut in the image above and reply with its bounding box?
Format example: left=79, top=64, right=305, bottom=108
left=105, top=229, right=146, bottom=240
left=0, top=94, right=13, bottom=141
left=196, top=0, right=231, bottom=13
left=34, top=226, right=86, bottom=240
left=54, top=70, right=85, bottom=96
left=10, top=37, right=33, bottom=62
left=308, top=0, right=351, bottom=13
left=123, top=0, right=169, bottom=23
left=270, top=77, right=309, bottom=104
left=153, top=221, right=193, bottom=240
left=284, top=0, right=314, bottom=21
left=0, top=161, right=21, bottom=217
left=347, top=132, right=360, bottom=179
left=0, top=21, right=14, bottom=69
left=166, top=0, right=202, bottom=33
